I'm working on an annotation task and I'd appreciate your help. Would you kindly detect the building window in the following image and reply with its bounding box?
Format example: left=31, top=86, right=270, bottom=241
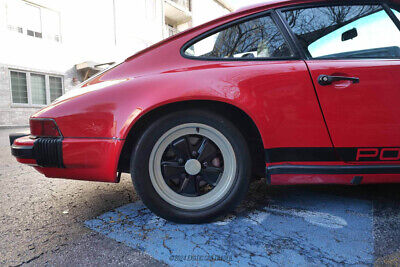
left=30, top=74, right=46, bottom=105
left=6, top=0, right=61, bottom=42
left=49, top=76, right=63, bottom=102
left=10, top=70, right=63, bottom=106
left=25, top=4, right=42, bottom=39
left=10, top=71, right=28, bottom=104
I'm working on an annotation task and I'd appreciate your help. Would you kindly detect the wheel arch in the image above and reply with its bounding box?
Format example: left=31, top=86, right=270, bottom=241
left=117, top=100, right=266, bottom=178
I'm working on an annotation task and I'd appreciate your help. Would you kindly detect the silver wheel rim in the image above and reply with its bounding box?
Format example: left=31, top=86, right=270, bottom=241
left=149, top=123, right=237, bottom=210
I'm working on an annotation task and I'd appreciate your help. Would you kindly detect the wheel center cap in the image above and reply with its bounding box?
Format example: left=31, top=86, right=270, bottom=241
left=184, top=159, right=201, bottom=175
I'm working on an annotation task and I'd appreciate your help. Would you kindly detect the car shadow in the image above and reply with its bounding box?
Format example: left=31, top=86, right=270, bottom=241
left=241, top=179, right=400, bottom=214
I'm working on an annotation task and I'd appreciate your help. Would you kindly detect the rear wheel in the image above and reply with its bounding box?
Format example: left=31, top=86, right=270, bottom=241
left=130, top=110, right=251, bottom=223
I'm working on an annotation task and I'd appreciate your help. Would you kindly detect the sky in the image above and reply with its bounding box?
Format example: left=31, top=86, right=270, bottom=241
left=227, top=0, right=272, bottom=10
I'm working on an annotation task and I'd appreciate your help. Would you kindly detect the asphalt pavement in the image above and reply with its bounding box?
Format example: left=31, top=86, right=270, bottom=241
left=1, top=127, right=400, bottom=266
left=0, top=128, right=161, bottom=266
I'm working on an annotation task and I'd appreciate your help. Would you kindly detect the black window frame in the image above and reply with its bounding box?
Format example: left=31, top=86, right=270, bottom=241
left=180, top=10, right=302, bottom=61
left=385, top=2, right=400, bottom=30
left=276, top=0, right=400, bottom=60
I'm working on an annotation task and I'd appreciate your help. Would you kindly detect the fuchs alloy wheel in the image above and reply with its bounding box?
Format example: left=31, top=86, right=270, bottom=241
left=149, top=123, right=236, bottom=210
left=130, top=110, right=251, bottom=223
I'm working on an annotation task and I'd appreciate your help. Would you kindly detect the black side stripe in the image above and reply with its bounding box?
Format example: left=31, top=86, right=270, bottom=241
left=265, top=147, right=337, bottom=163
left=265, top=147, right=400, bottom=163
left=267, top=165, right=400, bottom=175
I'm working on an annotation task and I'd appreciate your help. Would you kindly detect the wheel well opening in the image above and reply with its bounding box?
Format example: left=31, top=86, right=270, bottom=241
left=118, top=100, right=266, bottom=178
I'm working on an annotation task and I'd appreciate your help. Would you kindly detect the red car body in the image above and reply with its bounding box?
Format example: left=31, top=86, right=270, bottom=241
left=10, top=0, right=400, bottom=186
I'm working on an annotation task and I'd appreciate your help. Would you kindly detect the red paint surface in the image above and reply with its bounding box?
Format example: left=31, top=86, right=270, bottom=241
left=34, top=138, right=123, bottom=183
left=306, top=60, right=400, bottom=149
left=11, top=0, right=400, bottom=184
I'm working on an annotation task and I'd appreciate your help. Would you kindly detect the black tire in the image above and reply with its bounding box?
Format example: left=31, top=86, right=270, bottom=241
left=130, top=109, right=251, bottom=223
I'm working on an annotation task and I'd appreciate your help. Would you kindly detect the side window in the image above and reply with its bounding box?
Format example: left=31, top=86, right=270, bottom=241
left=282, top=5, right=400, bottom=59
left=184, top=15, right=293, bottom=59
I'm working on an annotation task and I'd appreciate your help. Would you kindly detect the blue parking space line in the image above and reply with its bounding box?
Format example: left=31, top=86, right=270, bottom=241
left=85, top=190, right=373, bottom=266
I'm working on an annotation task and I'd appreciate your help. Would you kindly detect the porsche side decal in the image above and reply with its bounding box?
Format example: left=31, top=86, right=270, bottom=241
left=265, top=147, right=400, bottom=163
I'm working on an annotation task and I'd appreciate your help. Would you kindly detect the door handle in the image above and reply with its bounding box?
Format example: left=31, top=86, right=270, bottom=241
left=318, top=75, right=360, bottom=86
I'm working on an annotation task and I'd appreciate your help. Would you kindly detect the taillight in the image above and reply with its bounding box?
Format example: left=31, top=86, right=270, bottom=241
left=30, top=119, right=62, bottom=137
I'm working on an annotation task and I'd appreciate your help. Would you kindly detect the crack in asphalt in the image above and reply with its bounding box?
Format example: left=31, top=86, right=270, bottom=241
left=12, top=252, right=44, bottom=267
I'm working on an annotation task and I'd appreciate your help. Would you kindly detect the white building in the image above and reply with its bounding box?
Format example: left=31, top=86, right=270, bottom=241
left=0, top=0, right=233, bottom=127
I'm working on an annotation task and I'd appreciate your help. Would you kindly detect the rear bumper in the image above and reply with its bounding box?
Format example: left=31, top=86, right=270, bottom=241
left=11, top=136, right=63, bottom=167
left=10, top=134, right=123, bottom=183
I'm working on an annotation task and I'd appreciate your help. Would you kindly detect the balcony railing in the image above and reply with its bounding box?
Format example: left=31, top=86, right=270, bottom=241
left=166, top=25, right=179, bottom=37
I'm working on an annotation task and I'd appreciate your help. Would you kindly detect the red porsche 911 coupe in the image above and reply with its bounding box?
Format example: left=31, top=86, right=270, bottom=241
left=10, top=0, right=400, bottom=223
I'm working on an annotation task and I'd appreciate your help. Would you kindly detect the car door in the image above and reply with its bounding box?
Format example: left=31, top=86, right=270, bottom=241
left=279, top=3, right=400, bottom=164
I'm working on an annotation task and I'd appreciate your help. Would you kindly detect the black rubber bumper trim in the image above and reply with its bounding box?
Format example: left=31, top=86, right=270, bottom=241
left=33, top=138, right=64, bottom=168
left=11, top=144, right=34, bottom=159
left=267, top=164, right=400, bottom=176
left=10, top=134, right=64, bottom=168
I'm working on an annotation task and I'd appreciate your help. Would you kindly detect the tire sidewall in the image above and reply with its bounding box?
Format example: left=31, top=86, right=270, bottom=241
left=131, top=110, right=251, bottom=223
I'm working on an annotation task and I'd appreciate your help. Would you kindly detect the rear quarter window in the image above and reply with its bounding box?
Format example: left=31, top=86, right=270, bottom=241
left=183, top=15, right=293, bottom=60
